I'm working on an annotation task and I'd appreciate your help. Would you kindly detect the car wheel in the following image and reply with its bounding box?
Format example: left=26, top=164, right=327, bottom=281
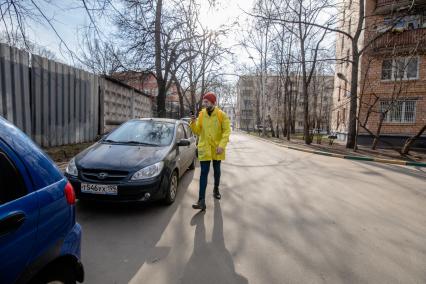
left=163, top=171, right=178, bottom=205
left=189, top=156, right=196, bottom=170
left=37, top=263, right=77, bottom=284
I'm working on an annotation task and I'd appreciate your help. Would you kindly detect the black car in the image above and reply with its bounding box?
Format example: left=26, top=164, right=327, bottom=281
left=65, top=118, right=197, bottom=204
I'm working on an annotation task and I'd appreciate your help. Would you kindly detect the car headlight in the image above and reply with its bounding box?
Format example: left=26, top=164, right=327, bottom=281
left=131, top=162, right=164, bottom=181
left=65, top=158, right=78, bottom=177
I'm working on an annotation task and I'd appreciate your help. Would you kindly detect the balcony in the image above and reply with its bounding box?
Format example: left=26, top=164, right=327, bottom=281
left=372, top=28, right=426, bottom=53
left=375, top=0, right=426, bottom=14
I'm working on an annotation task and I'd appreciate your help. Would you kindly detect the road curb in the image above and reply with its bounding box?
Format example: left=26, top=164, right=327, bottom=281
left=247, top=134, right=426, bottom=168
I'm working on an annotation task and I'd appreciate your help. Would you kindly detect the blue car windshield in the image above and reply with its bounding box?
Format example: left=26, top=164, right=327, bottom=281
left=104, top=120, right=175, bottom=146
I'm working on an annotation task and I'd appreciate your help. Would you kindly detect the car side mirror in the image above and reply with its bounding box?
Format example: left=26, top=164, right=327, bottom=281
left=177, top=139, right=190, bottom=146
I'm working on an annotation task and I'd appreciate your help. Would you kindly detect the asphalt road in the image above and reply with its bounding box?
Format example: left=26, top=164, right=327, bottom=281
left=76, top=132, right=426, bottom=284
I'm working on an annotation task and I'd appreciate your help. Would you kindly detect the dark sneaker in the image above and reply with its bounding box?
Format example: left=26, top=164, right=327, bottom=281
left=213, top=187, right=221, bottom=200
left=192, top=201, right=206, bottom=210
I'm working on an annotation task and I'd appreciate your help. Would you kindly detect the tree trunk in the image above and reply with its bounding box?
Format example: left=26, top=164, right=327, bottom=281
left=154, top=0, right=165, bottom=117
left=298, top=18, right=311, bottom=144
left=286, top=79, right=291, bottom=141
left=255, top=78, right=261, bottom=129
left=268, top=115, right=275, bottom=137
left=372, top=114, right=385, bottom=150
left=347, top=48, right=359, bottom=148
left=346, top=0, right=364, bottom=148
left=312, top=77, right=318, bottom=132
left=401, top=124, right=426, bottom=154
left=173, top=77, right=185, bottom=118
left=317, top=81, right=324, bottom=144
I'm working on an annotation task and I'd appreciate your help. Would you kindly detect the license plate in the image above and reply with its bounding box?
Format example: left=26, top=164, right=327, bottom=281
left=81, top=183, right=118, bottom=195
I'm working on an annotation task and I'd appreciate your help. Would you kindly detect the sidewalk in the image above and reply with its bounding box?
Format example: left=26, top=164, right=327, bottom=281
left=244, top=132, right=426, bottom=167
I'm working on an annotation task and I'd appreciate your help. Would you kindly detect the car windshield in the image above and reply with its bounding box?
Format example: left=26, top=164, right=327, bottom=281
left=104, top=120, right=175, bottom=146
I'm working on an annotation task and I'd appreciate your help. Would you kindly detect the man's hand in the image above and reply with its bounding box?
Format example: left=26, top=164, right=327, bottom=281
left=191, top=115, right=196, bottom=123
left=216, top=147, right=224, bottom=154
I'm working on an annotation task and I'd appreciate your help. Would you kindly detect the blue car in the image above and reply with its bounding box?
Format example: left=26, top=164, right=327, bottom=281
left=0, top=117, right=84, bottom=284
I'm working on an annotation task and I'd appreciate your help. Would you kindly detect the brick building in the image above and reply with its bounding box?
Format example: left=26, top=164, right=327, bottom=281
left=332, top=0, right=426, bottom=147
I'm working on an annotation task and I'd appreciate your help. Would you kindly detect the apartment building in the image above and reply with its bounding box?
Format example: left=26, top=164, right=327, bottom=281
left=332, top=0, right=426, bottom=147
left=237, top=75, right=333, bottom=134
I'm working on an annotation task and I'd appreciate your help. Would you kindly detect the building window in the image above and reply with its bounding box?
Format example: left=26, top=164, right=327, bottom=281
left=342, top=108, right=346, bottom=124
left=378, top=14, right=425, bottom=33
left=381, top=59, right=393, bottom=80
left=298, top=121, right=303, bottom=127
left=381, top=57, right=419, bottom=80
left=380, top=100, right=416, bottom=123
left=242, top=90, right=252, bottom=96
left=406, top=58, right=419, bottom=78
left=242, top=110, right=253, bottom=117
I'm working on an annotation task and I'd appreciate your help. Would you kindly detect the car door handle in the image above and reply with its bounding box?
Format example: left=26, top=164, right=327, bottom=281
left=0, top=211, right=26, bottom=237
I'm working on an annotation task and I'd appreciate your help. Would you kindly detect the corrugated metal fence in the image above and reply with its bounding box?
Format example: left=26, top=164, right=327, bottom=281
left=0, top=43, right=153, bottom=147
left=0, top=43, right=31, bottom=136
left=31, top=55, right=99, bottom=147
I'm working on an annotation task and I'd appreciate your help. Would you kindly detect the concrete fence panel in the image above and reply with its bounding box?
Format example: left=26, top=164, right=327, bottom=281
left=100, top=77, right=152, bottom=133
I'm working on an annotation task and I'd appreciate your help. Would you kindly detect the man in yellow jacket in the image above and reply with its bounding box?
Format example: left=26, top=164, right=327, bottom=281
left=190, top=92, right=231, bottom=210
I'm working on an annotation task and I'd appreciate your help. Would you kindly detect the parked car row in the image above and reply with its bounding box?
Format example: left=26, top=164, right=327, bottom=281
left=0, top=116, right=197, bottom=283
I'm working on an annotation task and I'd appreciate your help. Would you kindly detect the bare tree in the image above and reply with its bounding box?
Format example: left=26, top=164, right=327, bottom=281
left=402, top=125, right=426, bottom=155
left=240, top=0, right=276, bottom=137
left=0, top=31, right=57, bottom=59
left=78, top=31, right=124, bottom=75
left=250, top=0, right=421, bottom=149
left=247, top=0, right=330, bottom=143
left=115, top=0, right=229, bottom=117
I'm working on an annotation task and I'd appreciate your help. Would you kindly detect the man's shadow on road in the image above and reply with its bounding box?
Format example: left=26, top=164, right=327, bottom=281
left=182, top=200, right=248, bottom=284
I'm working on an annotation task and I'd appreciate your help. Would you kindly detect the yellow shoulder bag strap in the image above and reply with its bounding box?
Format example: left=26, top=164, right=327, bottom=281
left=199, top=109, right=223, bottom=129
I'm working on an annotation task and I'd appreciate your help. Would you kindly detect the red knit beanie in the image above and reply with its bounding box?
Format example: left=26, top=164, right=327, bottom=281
left=203, top=92, right=216, bottom=104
